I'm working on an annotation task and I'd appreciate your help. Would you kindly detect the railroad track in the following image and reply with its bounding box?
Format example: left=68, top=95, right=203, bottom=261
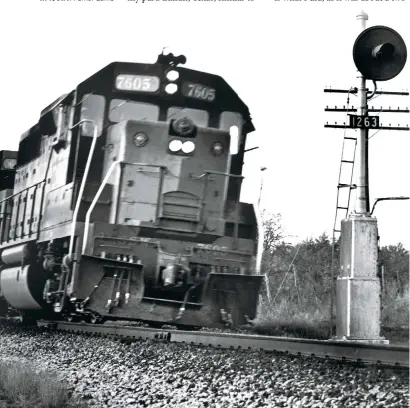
left=37, top=320, right=409, bottom=368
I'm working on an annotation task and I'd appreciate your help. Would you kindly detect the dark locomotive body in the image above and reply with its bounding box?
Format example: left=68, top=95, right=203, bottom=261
left=0, top=55, right=264, bottom=327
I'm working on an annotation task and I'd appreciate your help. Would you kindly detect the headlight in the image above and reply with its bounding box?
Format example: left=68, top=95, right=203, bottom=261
left=2, top=158, right=17, bottom=170
left=181, top=141, right=195, bottom=154
left=132, top=132, right=148, bottom=147
left=169, top=140, right=196, bottom=154
left=169, top=139, right=183, bottom=152
left=211, top=141, right=224, bottom=156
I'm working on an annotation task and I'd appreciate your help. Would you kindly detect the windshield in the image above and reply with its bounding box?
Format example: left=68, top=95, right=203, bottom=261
left=109, top=99, right=159, bottom=123
left=167, top=107, right=209, bottom=128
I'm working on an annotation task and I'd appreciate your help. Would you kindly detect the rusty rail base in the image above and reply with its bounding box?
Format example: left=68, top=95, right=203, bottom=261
left=37, top=321, right=409, bottom=368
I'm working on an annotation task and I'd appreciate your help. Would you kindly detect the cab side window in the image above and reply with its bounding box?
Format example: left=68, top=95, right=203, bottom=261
left=219, top=112, right=244, bottom=155
left=80, top=94, right=106, bottom=137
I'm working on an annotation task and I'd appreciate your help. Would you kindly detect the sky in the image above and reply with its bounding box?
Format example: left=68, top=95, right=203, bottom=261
left=0, top=0, right=408, bottom=248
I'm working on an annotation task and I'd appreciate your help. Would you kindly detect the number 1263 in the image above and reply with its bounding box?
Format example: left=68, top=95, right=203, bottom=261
left=349, top=115, right=380, bottom=129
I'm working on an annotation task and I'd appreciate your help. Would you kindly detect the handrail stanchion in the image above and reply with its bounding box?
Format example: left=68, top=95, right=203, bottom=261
left=67, top=119, right=98, bottom=256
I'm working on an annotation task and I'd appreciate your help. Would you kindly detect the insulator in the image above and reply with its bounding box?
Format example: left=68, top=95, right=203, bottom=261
left=117, top=255, right=121, bottom=261
left=100, top=251, right=106, bottom=258
left=122, top=255, right=128, bottom=262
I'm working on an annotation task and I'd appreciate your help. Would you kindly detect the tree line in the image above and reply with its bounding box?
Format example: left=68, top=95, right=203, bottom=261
left=259, top=211, right=409, bottom=326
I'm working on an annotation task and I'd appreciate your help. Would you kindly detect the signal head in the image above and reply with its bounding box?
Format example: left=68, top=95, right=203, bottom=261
left=353, top=25, right=407, bottom=81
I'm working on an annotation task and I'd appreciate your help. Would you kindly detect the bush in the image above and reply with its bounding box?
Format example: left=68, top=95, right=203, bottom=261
left=0, top=361, right=84, bottom=408
left=382, top=287, right=409, bottom=327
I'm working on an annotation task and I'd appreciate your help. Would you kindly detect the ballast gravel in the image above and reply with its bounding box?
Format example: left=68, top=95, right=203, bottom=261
left=0, top=322, right=408, bottom=408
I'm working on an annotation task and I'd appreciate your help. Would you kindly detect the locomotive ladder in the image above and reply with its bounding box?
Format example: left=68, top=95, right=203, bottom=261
left=329, top=133, right=357, bottom=336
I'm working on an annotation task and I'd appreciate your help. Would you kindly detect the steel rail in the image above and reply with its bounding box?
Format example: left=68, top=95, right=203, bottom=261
left=37, top=321, right=409, bottom=368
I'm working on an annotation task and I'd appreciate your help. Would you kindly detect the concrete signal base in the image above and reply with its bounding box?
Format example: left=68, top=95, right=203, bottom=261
left=335, top=215, right=389, bottom=344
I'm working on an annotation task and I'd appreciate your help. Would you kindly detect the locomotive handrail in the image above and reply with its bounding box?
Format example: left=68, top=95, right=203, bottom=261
left=193, top=170, right=244, bottom=180
left=0, top=181, right=44, bottom=244
left=204, top=170, right=244, bottom=179
left=82, top=161, right=167, bottom=254
left=0, top=180, right=44, bottom=204
left=68, top=119, right=98, bottom=256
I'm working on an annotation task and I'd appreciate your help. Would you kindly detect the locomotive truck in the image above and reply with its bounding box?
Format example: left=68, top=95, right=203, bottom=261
left=0, top=53, right=264, bottom=327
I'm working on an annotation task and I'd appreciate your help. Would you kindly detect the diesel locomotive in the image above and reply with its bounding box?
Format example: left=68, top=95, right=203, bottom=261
left=0, top=53, right=264, bottom=327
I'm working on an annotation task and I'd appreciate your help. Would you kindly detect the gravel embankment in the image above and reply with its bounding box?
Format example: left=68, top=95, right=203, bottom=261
left=0, top=322, right=408, bottom=408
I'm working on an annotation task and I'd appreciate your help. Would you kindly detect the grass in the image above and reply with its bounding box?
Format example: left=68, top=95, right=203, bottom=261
left=252, top=294, right=409, bottom=343
left=0, top=360, right=85, bottom=408
left=382, top=290, right=409, bottom=328
left=251, top=298, right=331, bottom=339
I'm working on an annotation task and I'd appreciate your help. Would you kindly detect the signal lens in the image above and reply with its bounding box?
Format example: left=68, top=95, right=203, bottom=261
left=132, top=132, right=148, bottom=147
left=169, top=139, right=182, bottom=152
left=182, top=141, right=195, bottom=154
left=211, top=141, right=224, bottom=156
left=2, top=158, right=17, bottom=170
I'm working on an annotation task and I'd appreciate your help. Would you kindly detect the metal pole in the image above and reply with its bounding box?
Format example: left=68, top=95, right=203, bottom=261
left=258, top=167, right=267, bottom=207
left=355, top=10, right=370, bottom=215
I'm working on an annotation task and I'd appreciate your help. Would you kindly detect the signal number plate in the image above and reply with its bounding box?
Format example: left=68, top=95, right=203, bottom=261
left=349, top=115, right=380, bottom=129
left=182, top=82, right=216, bottom=102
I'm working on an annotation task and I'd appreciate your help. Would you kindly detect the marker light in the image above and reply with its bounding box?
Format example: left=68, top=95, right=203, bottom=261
left=166, top=70, right=179, bottom=81
left=132, top=132, right=148, bottom=147
left=2, top=158, right=17, bottom=169
left=169, top=139, right=183, bottom=152
left=165, top=84, right=178, bottom=94
left=181, top=141, right=195, bottom=154
left=211, top=141, right=224, bottom=156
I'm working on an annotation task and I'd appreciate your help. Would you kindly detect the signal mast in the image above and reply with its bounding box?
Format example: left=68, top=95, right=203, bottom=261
left=325, top=11, right=408, bottom=342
